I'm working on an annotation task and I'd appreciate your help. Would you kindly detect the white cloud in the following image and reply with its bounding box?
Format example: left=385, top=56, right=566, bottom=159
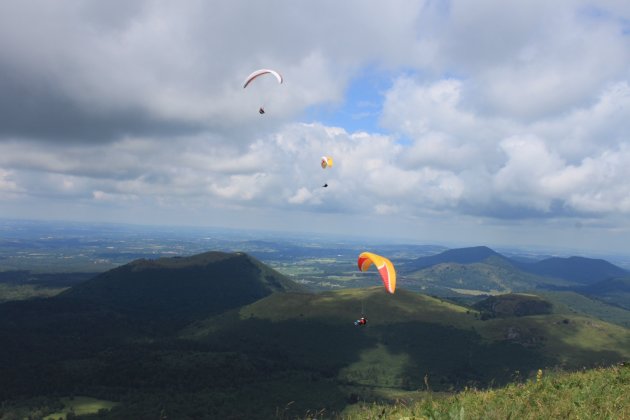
left=288, top=187, right=318, bottom=205
left=0, top=168, right=19, bottom=196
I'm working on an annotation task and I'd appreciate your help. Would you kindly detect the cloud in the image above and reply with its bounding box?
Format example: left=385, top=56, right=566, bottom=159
left=0, top=168, right=19, bottom=196
left=288, top=187, right=318, bottom=205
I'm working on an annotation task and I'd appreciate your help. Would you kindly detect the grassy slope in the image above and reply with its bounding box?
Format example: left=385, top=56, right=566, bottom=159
left=235, top=288, right=630, bottom=364
left=580, top=277, right=630, bottom=310
left=538, top=290, right=630, bottom=328
left=476, top=314, right=630, bottom=367
left=186, top=288, right=630, bottom=390
left=239, top=287, right=473, bottom=327
left=0, top=283, right=67, bottom=302
left=43, top=396, right=118, bottom=419
left=340, top=363, right=630, bottom=420
left=180, top=288, right=630, bottom=417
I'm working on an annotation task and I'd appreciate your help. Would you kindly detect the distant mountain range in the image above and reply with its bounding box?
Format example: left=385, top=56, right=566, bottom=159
left=521, top=256, right=628, bottom=284
left=401, top=245, right=630, bottom=300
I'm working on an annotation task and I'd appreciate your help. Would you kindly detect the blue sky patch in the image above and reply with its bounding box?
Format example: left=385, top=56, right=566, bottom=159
left=302, top=66, right=395, bottom=134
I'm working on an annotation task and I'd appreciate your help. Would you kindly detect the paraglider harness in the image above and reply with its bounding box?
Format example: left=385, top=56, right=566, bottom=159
left=354, top=316, right=367, bottom=326
left=354, top=299, right=367, bottom=326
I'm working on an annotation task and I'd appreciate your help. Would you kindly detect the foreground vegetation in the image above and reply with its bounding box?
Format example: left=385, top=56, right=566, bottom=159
left=339, top=363, right=629, bottom=419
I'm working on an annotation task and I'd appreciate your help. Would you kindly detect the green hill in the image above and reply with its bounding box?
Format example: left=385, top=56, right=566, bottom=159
left=523, top=256, right=628, bottom=284
left=578, top=276, right=630, bottom=310
left=187, top=287, right=630, bottom=390
left=60, top=251, right=304, bottom=326
left=402, top=246, right=507, bottom=272
left=473, top=293, right=552, bottom=319
left=405, top=256, right=571, bottom=295
left=536, top=290, right=630, bottom=328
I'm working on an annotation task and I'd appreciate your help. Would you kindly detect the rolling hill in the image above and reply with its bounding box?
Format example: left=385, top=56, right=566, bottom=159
left=520, top=256, right=628, bottom=284
left=536, top=290, right=630, bottom=328
left=401, top=246, right=507, bottom=272
left=577, top=276, right=630, bottom=310
left=404, top=256, right=571, bottom=295
left=187, top=288, right=630, bottom=390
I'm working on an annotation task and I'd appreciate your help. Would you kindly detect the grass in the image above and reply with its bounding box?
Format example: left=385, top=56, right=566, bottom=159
left=337, top=363, right=630, bottom=419
left=42, top=396, right=118, bottom=419
left=186, top=288, right=629, bottom=388
left=0, top=283, right=67, bottom=302
left=447, top=288, right=504, bottom=296
left=476, top=314, right=630, bottom=367
left=539, top=290, right=630, bottom=328
left=235, top=287, right=477, bottom=327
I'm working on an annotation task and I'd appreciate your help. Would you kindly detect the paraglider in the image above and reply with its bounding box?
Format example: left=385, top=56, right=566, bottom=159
left=354, top=316, right=367, bottom=326
left=357, top=252, right=396, bottom=294
left=243, top=69, right=283, bottom=114
left=321, top=156, right=333, bottom=169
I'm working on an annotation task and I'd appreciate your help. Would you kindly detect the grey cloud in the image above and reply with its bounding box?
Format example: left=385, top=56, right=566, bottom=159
left=0, top=73, right=203, bottom=142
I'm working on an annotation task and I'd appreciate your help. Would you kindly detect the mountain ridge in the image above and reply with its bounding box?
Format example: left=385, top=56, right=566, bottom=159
left=402, top=246, right=629, bottom=294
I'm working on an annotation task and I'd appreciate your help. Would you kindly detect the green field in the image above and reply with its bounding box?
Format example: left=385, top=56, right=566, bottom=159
left=539, top=290, right=630, bottom=328
left=43, top=397, right=118, bottom=419
left=0, top=283, right=67, bottom=302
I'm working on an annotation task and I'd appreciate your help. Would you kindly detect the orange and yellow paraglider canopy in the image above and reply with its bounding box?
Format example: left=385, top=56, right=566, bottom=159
left=321, top=156, right=333, bottom=169
left=357, top=252, right=396, bottom=294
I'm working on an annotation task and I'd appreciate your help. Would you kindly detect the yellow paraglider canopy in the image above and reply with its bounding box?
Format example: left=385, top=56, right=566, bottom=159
left=357, top=252, right=396, bottom=294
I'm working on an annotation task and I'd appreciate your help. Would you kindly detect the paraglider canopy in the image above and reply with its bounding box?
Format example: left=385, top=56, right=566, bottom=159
left=357, top=252, right=396, bottom=294
left=243, top=69, right=283, bottom=88
left=321, top=156, right=333, bottom=169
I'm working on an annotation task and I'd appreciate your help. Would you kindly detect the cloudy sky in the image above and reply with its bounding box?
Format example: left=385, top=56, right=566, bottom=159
left=1, top=1, right=630, bottom=253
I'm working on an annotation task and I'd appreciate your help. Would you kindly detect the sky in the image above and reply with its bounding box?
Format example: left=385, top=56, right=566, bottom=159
left=1, top=1, right=630, bottom=254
